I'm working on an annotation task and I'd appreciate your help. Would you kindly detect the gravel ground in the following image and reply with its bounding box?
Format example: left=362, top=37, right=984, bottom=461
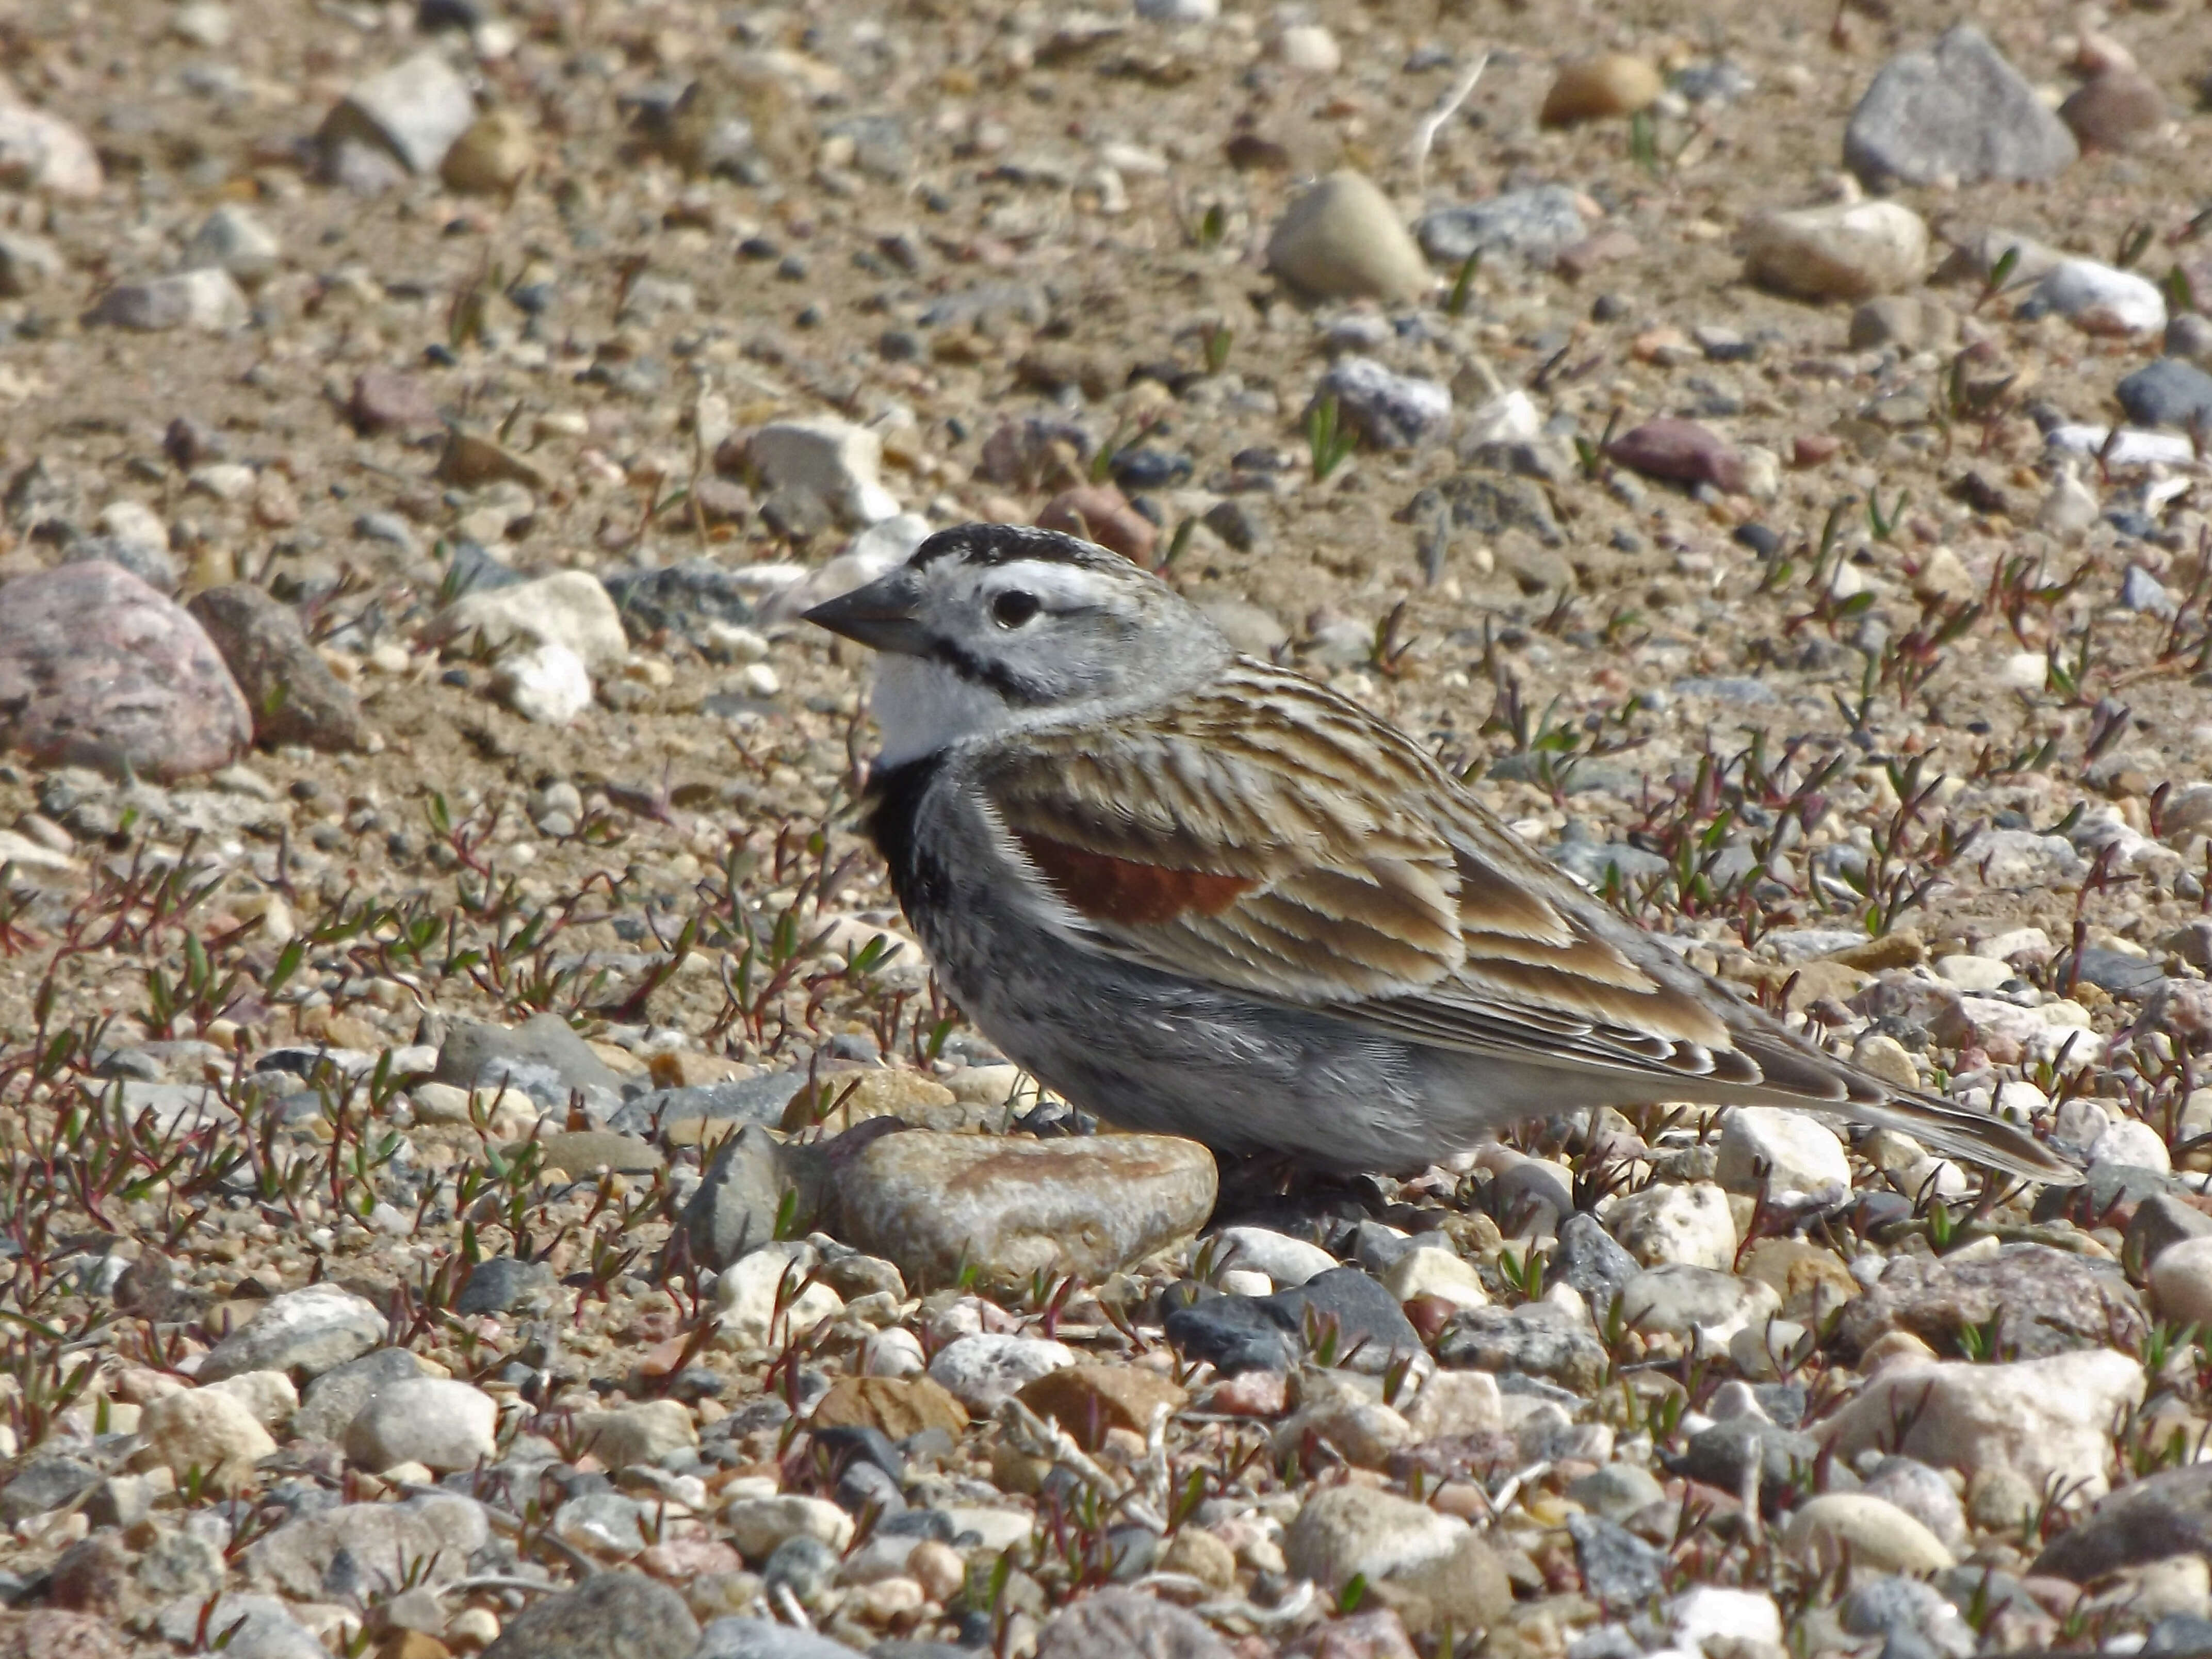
left=1, top=1, right=2210, bottom=1656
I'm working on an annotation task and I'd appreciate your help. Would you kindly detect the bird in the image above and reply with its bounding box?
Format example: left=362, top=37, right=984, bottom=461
left=805, top=523, right=2079, bottom=1186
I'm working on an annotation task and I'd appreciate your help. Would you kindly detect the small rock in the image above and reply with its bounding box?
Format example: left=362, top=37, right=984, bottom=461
left=294, top=1348, right=425, bottom=1444
left=200, top=1284, right=385, bottom=1382
left=2060, top=70, right=2165, bottom=153
left=1, top=1456, right=98, bottom=1523
left=1820, top=1348, right=2144, bottom=1498
left=1745, top=201, right=1928, bottom=302
left=724, top=1495, right=854, bottom=1561
left=2127, top=1194, right=2212, bottom=1269
left=1670, top=1587, right=1782, bottom=1652
left=1036, top=484, right=1157, bottom=564
left=2117, top=358, right=2212, bottom=430
left=2032, top=1463, right=2212, bottom=1582
left=1417, top=186, right=1588, bottom=268
left=142, top=1387, right=276, bottom=1491
left=0, top=95, right=103, bottom=197
left=319, top=50, right=479, bottom=175
left=430, top=569, right=630, bottom=677
left=442, top=108, right=533, bottom=193
left=1400, top=1369, right=1503, bottom=1440
left=453, top=1255, right=557, bottom=1317
left=835, top=1130, right=1215, bottom=1291
left=1570, top=1514, right=1668, bottom=1607
left=349, top=368, right=444, bottom=437
left=1608, top=1181, right=1736, bottom=1270
left=1567, top=1463, right=1666, bottom=1525
left=1313, top=357, right=1452, bottom=450
left=87, top=268, right=249, bottom=332
left=247, top=1498, right=486, bottom=1600
left=0, top=231, right=64, bottom=297
left=928, top=1333, right=1076, bottom=1413
left=1605, top=418, right=1745, bottom=493
left=1555, top=1213, right=1640, bottom=1310
left=1383, top=1246, right=1489, bottom=1311
left=187, top=585, right=366, bottom=752
left=1844, top=25, right=2078, bottom=188
left=1849, top=294, right=1960, bottom=353
left=345, top=1377, right=498, bottom=1472
left=747, top=419, right=901, bottom=528
left=1432, top=1303, right=1607, bottom=1391
left=1212, top=1226, right=1337, bottom=1288
left=809, top=1375, right=968, bottom=1438
left=1541, top=55, right=1663, bottom=125
left=2150, top=1235, right=2212, bottom=1329
left=481, top=1571, right=700, bottom=1659
left=1016, top=1364, right=1185, bottom=1450
left=1284, top=1484, right=1465, bottom=1590
left=1034, top=1587, right=1231, bottom=1659
left=2021, top=260, right=2167, bottom=337
left=1783, top=1493, right=1955, bottom=1575
left=184, top=205, right=280, bottom=287
left=1836, top=1242, right=2146, bottom=1360
left=1861, top=1455, right=1970, bottom=1551
left=1621, top=1264, right=1780, bottom=1348
left=572, top=1400, right=697, bottom=1470
left=2169, top=314, right=2212, bottom=368
left=1276, top=25, right=1341, bottom=75
left=1265, top=172, right=1430, bottom=303
left=684, top=1125, right=788, bottom=1270
left=435, top=1012, right=628, bottom=1114
left=712, top=1243, right=843, bottom=1348
left=1716, top=1107, right=1850, bottom=1198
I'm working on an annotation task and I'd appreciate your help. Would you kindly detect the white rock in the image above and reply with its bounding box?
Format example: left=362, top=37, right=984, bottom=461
left=88, top=268, right=249, bottom=332
left=1819, top=1349, right=2143, bottom=1498
left=725, top=1493, right=854, bottom=1559
left=570, top=1400, right=697, bottom=1469
left=1607, top=1181, right=1737, bottom=1271
left=492, top=642, right=592, bottom=725
left=927, top=1333, right=1076, bottom=1413
left=1384, top=1246, right=1489, bottom=1310
left=1217, top=1268, right=1274, bottom=1297
left=2023, top=258, right=2166, bottom=336
left=757, top=514, right=931, bottom=623
left=0, top=231, right=64, bottom=297
left=201, top=1370, right=298, bottom=1432
left=1933, top=954, right=2012, bottom=991
left=1264, top=172, right=1430, bottom=304
left=96, top=500, right=172, bottom=557
left=1670, top=1587, right=1782, bottom=1651
left=1729, top=1318, right=1810, bottom=1381
left=1402, top=1369, right=1503, bottom=1440
left=1212, top=1226, right=1337, bottom=1288
left=863, top=1326, right=926, bottom=1377
left=2151, top=1235, right=2212, bottom=1331
left=1715, top=1108, right=1850, bottom=1199
left=320, top=50, right=478, bottom=174
left=201, top=1285, right=385, bottom=1381
left=1277, top=24, right=1341, bottom=73
left=1283, top=1483, right=1465, bottom=1588
left=1744, top=201, right=1928, bottom=301
left=1459, top=389, right=1543, bottom=449
left=749, top=418, right=902, bottom=527
left=712, top=1242, right=844, bottom=1348
left=0, top=94, right=102, bottom=197
left=431, top=570, right=629, bottom=674
left=142, top=1388, right=277, bottom=1491
left=344, top=1378, right=498, bottom=1472
left=1783, top=1493, right=1954, bottom=1574
left=185, top=205, right=281, bottom=287
left=1621, top=1264, right=1779, bottom=1351
left=2089, top=1118, right=2171, bottom=1174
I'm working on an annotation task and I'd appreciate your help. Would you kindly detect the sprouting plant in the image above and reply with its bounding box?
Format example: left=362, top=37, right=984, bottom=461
left=1445, top=250, right=1481, bottom=317
left=1305, top=394, right=1357, bottom=482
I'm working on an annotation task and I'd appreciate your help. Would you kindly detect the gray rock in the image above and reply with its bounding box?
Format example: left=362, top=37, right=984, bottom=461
left=2117, top=358, right=2212, bottom=430
left=184, top=204, right=281, bottom=287
left=1033, top=1585, right=1233, bottom=1657
left=2125, top=1193, right=2212, bottom=1269
left=2121, top=566, right=2176, bottom=617
left=1841, top=1575, right=1975, bottom=1659
left=1, top=1455, right=99, bottom=1522
left=1428, top=472, right=1564, bottom=546
left=1417, top=186, right=1588, bottom=267
left=156, top=1593, right=325, bottom=1659
left=1555, top=1213, right=1640, bottom=1311
left=2031, top=1463, right=2212, bottom=1581
left=186, top=584, right=366, bottom=752
left=201, top=1284, right=385, bottom=1382
left=1836, top=1242, right=2145, bottom=1360
left=0, top=231, right=65, bottom=298
left=697, top=1619, right=861, bottom=1658
left=601, top=562, right=760, bottom=647
left=1844, top=25, right=2077, bottom=188
left=609, top=1074, right=801, bottom=1137
left=2170, top=314, right=2212, bottom=368
left=294, top=1347, right=425, bottom=1443
left=1434, top=1304, right=1609, bottom=1390
left=1861, top=1455, right=1969, bottom=1551
left=248, top=1497, right=488, bottom=1599
left=1312, top=357, right=1452, bottom=450
left=433, top=1012, right=628, bottom=1114
left=454, top=1255, right=559, bottom=1316
left=86, top=268, right=250, bottom=332
left=66, top=534, right=175, bottom=594
left=482, top=1571, right=701, bottom=1659
left=1677, top=1418, right=1819, bottom=1507
left=684, top=1125, right=791, bottom=1270
left=319, top=50, right=478, bottom=175
left=1568, top=1513, right=1666, bottom=1607
left=345, top=1377, right=498, bottom=1472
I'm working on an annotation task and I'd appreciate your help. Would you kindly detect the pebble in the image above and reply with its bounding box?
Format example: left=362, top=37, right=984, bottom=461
left=154, top=1594, right=323, bottom=1659
left=1554, top=1213, right=1640, bottom=1309
left=1283, top=1483, right=1460, bottom=1586
left=1844, top=24, right=2078, bottom=188
left=1744, top=201, right=1928, bottom=301
left=200, top=1285, right=385, bottom=1382
left=187, top=585, right=366, bottom=753
left=927, top=1332, right=1076, bottom=1413
left=1265, top=172, right=1430, bottom=303
left=1570, top=1514, right=1668, bottom=1608
left=695, top=1619, right=856, bottom=1658
left=1839, top=1242, right=2145, bottom=1360
left=1541, top=55, right=1663, bottom=125
left=431, top=569, right=630, bottom=677
left=723, top=1495, right=854, bottom=1560
left=319, top=49, right=478, bottom=175
left=811, top=1373, right=967, bottom=1436
left=571, top=1400, right=696, bottom=1469
left=1605, top=418, right=1745, bottom=494
left=683, top=1125, right=788, bottom=1270
left=1715, top=1107, right=1850, bottom=1198
left=2150, top=1234, right=2212, bottom=1328
left=344, top=1377, right=497, bottom=1472
left=1036, top=483, right=1158, bottom=564
left=246, top=1496, right=486, bottom=1599
left=1843, top=1575, right=1977, bottom=1659
left=1211, top=1226, right=1335, bottom=1288
left=1670, top=1587, right=1782, bottom=1651
left=1432, top=1302, right=1608, bottom=1391
left=2032, top=1462, right=2212, bottom=1582
left=2020, top=259, right=2167, bottom=336
left=1783, top=1493, right=1955, bottom=1575
left=2060, top=70, right=2166, bottom=153
left=1850, top=294, right=1959, bottom=353
left=1383, top=1246, right=1489, bottom=1310
left=1621, top=1263, right=1779, bottom=1349
left=481, top=1571, right=700, bottom=1659
left=1861, top=1455, right=1970, bottom=1551
left=2117, top=357, right=2212, bottom=430
left=2170, top=314, right=2212, bottom=368
left=443, top=108, right=534, bottom=193
left=1170, top=1266, right=1423, bottom=1376
left=1314, top=357, right=1452, bottom=450
left=435, top=1012, right=627, bottom=1112
left=834, top=1130, right=1215, bottom=1291
left=1035, top=1587, right=1232, bottom=1658
left=712, top=1243, right=844, bottom=1347
left=294, top=1348, right=424, bottom=1443
left=87, top=268, right=249, bottom=332
left=0, top=94, right=103, bottom=197
left=1607, top=1181, right=1736, bottom=1271
left=141, top=1387, right=277, bottom=1492
left=0, top=230, right=64, bottom=297
left=1017, top=1364, right=1185, bottom=1449
left=1822, top=1348, right=2144, bottom=1498
left=1417, top=186, right=1588, bottom=268
left=1276, top=25, right=1341, bottom=75
left=747, top=419, right=902, bottom=528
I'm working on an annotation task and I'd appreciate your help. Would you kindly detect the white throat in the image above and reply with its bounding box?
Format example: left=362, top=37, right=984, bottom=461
left=870, top=655, right=1026, bottom=767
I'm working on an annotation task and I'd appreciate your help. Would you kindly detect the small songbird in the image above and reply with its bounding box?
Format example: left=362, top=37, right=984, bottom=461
left=806, top=523, right=2077, bottom=1185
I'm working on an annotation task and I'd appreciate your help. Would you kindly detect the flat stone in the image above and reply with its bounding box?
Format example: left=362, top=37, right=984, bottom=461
left=1745, top=201, right=1928, bottom=302
left=724, top=1495, right=854, bottom=1560
left=1265, top=171, right=1429, bottom=303
left=1783, top=1493, right=1955, bottom=1575
left=433, top=1012, right=628, bottom=1115
left=1211, top=1226, right=1338, bottom=1288
left=246, top=1495, right=486, bottom=1598
left=1567, top=1463, right=1666, bottom=1525
left=1433, top=1303, right=1608, bottom=1391
left=1554, top=1213, right=1640, bottom=1311
left=2022, top=261, right=2167, bottom=336
left=344, top=1377, right=498, bottom=1472
left=87, top=269, right=249, bottom=332
left=535, top=1130, right=664, bottom=1177
left=1, top=1456, right=98, bottom=1523
left=809, top=1375, right=968, bottom=1437
left=1017, top=1364, right=1186, bottom=1451
left=481, top=1571, right=700, bottom=1659
left=453, top=1255, right=558, bottom=1317
left=928, top=1332, right=1076, bottom=1413
left=2118, top=359, right=2212, bottom=430
left=1837, top=1242, right=2146, bottom=1359
left=1844, top=25, right=2077, bottom=188
left=1429, top=471, right=1565, bottom=546
left=1417, top=186, right=1587, bottom=268
left=571, top=1400, right=697, bottom=1469
left=186, top=585, right=365, bottom=752
left=1033, top=1586, right=1232, bottom=1658
left=1622, top=1263, right=1780, bottom=1348
left=429, top=571, right=631, bottom=678
left=1606, top=419, right=1745, bottom=493
left=202, top=1284, right=385, bottom=1382
left=0, top=562, right=250, bottom=782
left=2034, top=1463, right=2212, bottom=1582
left=834, top=1130, right=1216, bottom=1292
left=747, top=419, right=900, bottom=528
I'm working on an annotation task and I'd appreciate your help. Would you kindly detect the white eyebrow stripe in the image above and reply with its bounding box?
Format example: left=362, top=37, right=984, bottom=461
left=976, top=560, right=1125, bottom=609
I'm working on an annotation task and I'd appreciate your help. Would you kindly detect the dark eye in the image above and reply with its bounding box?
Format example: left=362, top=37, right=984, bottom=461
left=990, top=590, right=1040, bottom=628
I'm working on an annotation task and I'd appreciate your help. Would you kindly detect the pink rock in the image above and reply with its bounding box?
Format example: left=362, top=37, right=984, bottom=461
left=1200, top=1370, right=1288, bottom=1417
left=349, top=368, right=443, bottom=436
left=0, top=562, right=251, bottom=781
left=1606, top=418, right=1746, bottom=493
left=1036, top=484, right=1157, bottom=564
